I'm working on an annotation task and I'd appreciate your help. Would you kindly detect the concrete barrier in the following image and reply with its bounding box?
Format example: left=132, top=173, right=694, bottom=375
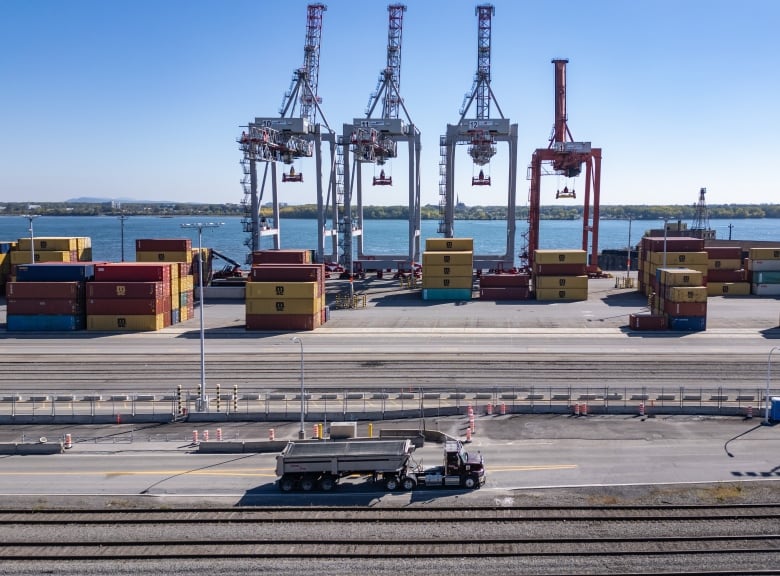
left=0, top=442, right=64, bottom=455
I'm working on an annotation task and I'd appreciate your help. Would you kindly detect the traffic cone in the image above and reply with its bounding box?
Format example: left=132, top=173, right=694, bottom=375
left=465, top=427, right=472, bottom=443
left=64, top=433, right=72, bottom=449
left=486, top=403, right=493, bottom=415
left=747, top=405, right=753, bottom=419
left=581, top=403, right=588, bottom=416
left=269, top=428, right=275, bottom=441
left=500, top=403, right=506, bottom=415
left=639, top=403, right=645, bottom=416
left=573, top=403, right=580, bottom=416
left=192, top=430, right=199, bottom=444
left=216, top=428, right=222, bottom=441
left=203, top=430, right=209, bottom=442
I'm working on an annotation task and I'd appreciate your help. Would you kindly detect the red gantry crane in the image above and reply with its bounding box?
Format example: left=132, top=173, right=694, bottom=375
left=439, top=4, right=518, bottom=271
left=339, top=4, right=421, bottom=277
left=526, top=59, right=602, bottom=275
left=238, top=4, right=340, bottom=264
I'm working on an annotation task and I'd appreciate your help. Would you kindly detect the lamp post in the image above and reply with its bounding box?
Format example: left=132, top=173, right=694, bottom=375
left=181, top=222, right=223, bottom=411
left=291, top=337, right=305, bottom=439
left=765, top=346, right=780, bottom=425
left=661, top=216, right=669, bottom=268
left=626, top=215, right=632, bottom=279
left=22, top=215, right=39, bottom=264
left=118, top=214, right=129, bottom=262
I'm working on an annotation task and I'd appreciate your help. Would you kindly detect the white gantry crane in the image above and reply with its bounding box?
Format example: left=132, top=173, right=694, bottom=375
left=438, top=4, right=518, bottom=271
left=339, top=4, right=421, bottom=278
left=237, top=3, right=340, bottom=264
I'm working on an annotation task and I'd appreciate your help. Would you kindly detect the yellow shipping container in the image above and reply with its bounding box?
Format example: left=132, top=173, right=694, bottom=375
left=422, top=251, right=473, bottom=266
left=245, top=281, right=320, bottom=299
left=179, top=275, right=194, bottom=292
left=707, top=282, right=751, bottom=296
left=17, top=237, right=78, bottom=251
left=659, top=268, right=704, bottom=287
left=87, top=314, right=165, bottom=331
left=749, top=247, right=780, bottom=261
left=422, top=264, right=473, bottom=277
left=535, top=288, right=588, bottom=301
left=11, top=250, right=72, bottom=264
left=136, top=251, right=193, bottom=263
left=425, top=238, right=474, bottom=252
left=245, top=298, right=321, bottom=315
left=533, top=249, right=587, bottom=265
left=649, top=251, right=708, bottom=266
left=534, top=275, right=588, bottom=290
left=421, top=276, right=473, bottom=289
left=707, top=258, right=743, bottom=270
left=666, top=286, right=708, bottom=303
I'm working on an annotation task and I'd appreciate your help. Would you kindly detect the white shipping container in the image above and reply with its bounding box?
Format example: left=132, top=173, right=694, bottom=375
left=751, top=283, right=780, bottom=296
left=748, top=260, right=780, bottom=272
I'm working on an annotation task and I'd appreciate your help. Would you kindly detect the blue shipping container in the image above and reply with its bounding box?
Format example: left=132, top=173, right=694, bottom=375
left=668, top=315, right=707, bottom=331
left=752, top=271, right=780, bottom=284
left=15, top=263, right=95, bottom=282
left=7, top=314, right=86, bottom=331
left=422, top=288, right=472, bottom=301
left=771, top=397, right=780, bottom=422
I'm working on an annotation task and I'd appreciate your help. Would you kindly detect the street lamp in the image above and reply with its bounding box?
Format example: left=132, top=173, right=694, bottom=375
left=21, top=215, right=39, bottom=264
left=661, top=216, right=670, bottom=268
left=118, top=214, right=129, bottom=262
left=181, top=222, right=224, bottom=411
left=626, top=215, right=632, bottom=279
left=291, top=337, right=305, bottom=439
left=765, top=346, right=780, bottom=425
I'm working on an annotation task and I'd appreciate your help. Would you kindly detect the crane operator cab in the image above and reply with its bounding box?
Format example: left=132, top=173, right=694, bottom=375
left=472, top=169, right=491, bottom=186
left=373, top=168, right=392, bottom=186
left=282, top=166, right=304, bottom=183
left=556, top=185, right=576, bottom=199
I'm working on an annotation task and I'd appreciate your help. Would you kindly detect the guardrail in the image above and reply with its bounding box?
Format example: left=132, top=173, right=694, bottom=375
left=0, top=386, right=775, bottom=424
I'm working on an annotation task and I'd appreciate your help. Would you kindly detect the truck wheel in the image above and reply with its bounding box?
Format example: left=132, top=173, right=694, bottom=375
left=300, top=476, right=316, bottom=491
left=385, top=477, right=399, bottom=491
left=401, top=476, right=417, bottom=491
left=319, top=475, right=335, bottom=492
left=279, top=476, right=295, bottom=492
left=463, top=475, right=478, bottom=489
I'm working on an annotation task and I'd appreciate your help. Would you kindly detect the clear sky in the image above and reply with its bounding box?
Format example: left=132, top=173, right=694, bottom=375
left=1, top=0, right=778, bottom=208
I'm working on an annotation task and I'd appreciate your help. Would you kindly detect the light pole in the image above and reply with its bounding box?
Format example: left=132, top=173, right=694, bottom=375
left=181, top=222, right=223, bottom=411
left=765, top=346, right=780, bottom=425
left=22, top=215, right=39, bottom=264
left=118, top=214, right=129, bottom=262
left=291, top=337, right=305, bottom=439
left=626, top=215, right=632, bottom=279
left=661, top=216, right=669, bottom=268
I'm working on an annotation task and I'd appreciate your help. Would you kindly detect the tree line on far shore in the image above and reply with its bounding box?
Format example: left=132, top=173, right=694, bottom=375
left=2, top=202, right=779, bottom=220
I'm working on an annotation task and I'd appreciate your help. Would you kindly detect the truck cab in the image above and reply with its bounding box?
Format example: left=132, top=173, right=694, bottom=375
left=414, top=440, right=485, bottom=489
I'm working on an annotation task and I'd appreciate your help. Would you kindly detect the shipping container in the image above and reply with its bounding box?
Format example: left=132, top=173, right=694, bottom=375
left=87, top=295, right=171, bottom=315
left=15, top=263, right=95, bottom=282
left=629, top=313, right=667, bottom=330
left=424, top=238, right=474, bottom=252
left=249, top=264, right=325, bottom=283
left=135, top=238, right=192, bottom=252
left=245, top=313, right=321, bottom=331
left=87, top=314, right=166, bottom=331
left=532, top=263, right=587, bottom=276
left=479, top=273, right=530, bottom=288
left=752, top=283, right=780, bottom=296
left=752, top=271, right=780, bottom=284
left=746, top=259, right=780, bottom=272
left=707, top=282, right=751, bottom=296
left=135, top=250, right=192, bottom=263
left=94, top=263, right=171, bottom=282
left=245, top=281, right=321, bottom=300
left=748, top=247, right=780, bottom=261
left=657, top=268, right=704, bottom=287
left=641, top=237, right=705, bottom=252
left=535, top=288, right=588, bottom=301
left=706, top=269, right=746, bottom=283
left=479, top=286, right=531, bottom=300
left=422, top=264, right=473, bottom=277
left=704, top=246, right=743, bottom=260
left=245, top=298, right=321, bottom=315
left=421, top=276, right=473, bottom=289
left=421, top=288, right=472, bottom=301
left=6, top=281, right=84, bottom=300
left=87, top=281, right=164, bottom=299
left=251, top=249, right=312, bottom=265
left=534, top=275, right=588, bottom=290
left=17, top=237, right=78, bottom=251
left=668, top=315, right=707, bottom=331
left=7, top=313, right=85, bottom=331
left=421, top=251, right=473, bottom=266
left=662, top=301, right=707, bottom=316
left=649, top=251, right=708, bottom=266
left=7, top=298, right=83, bottom=315
left=10, top=250, right=76, bottom=264
left=707, top=258, right=743, bottom=270
left=665, top=286, right=708, bottom=303
left=533, top=249, right=587, bottom=265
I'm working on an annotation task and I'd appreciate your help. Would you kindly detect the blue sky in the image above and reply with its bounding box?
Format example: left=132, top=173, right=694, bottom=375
left=1, top=0, right=778, bottom=208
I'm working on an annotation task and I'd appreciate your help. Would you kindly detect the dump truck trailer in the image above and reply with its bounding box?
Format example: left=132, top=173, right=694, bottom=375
left=275, top=438, right=485, bottom=492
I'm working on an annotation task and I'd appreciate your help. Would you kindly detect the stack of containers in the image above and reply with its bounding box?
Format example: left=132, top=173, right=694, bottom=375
left=653, top=268, right=707, bottom=331
left=5, top=263, right=95, bottom=331
left=532, top=249, right=588, bottom=301
left=178, top=262, right=195, bottom=322
left=135, top=239, right=192, bottom=325
left=87, top=263, right=173, bottom=331
left=0, top=241, right=13, bottom=291
left=12, top=237, right=80, bottom=265
left=246, top=249, right=325, bottom=331
left=422, top=238, right=473, bottom=301
left=637, top=237, right=705, bottom=297
left=704, top=246, right=749, bottom=296
left=479, top=272, right=531, bottom=300
left=747, top=247, right=780, bottom=296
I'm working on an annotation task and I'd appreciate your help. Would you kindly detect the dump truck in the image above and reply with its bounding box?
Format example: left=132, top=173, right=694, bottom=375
left=275, top=438, right=485, bottom=492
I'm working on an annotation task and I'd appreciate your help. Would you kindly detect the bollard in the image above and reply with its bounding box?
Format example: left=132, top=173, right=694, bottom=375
left=486, top=403, right=493, bottom=416
left=573, top=403, right=580, bottom=416
left=192, top=430, right=199, bottom=444
left=269, top=428, right=275, bottom=441
left=639, top=402, right=645, bottom=416
left=368, top=423, right=373, bottom=438
left=233, top=384, right=238, bottom=413
left=64, top=433, right=72, bottom=449
left=469, top=415, right=475, bottom=434
left=216, top=428, right=222, bottom=441
left=216, top=384, right=221, bottom=413
left=500, top=403, right=506, bottom=416
left=581, top=403, right=588, bottom=416
left=203, top=430, right=209, bottom=442
left=465, top=427, right=472, bottom=443
left=467, top=404, right=473, bottom=416
left=747, top=405, right=753, bottom=419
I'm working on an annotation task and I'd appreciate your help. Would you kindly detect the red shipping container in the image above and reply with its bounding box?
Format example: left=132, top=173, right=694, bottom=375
left=532, top=263, right=587, bottom=276
left=641, top=237, right=705, bottom=253
left=94, top=263, right=171, bottom=283
left=87, top=295, right=171, bottom=315
left=706, top=269, right=746, bottom=282
left=87, top=281, right=165, bottom=299
left=479, top=287, right=531, bottom=300
left=251, top=249, right=310, bottom=265
left=250, top=264, right=325, bottom=283
left=629, top=313, right=667, bottom=330
left=6, top=281, right=84, bottom=300
left=479, top=273, right=531, bottom=288
left=662, top=301, right=707, bottom=317
left=704, top=246, right=743, bottom=259
left=135, top=238, right=192, bottom=252
left=6, top=298, right=83, bottom=315
left=245, top=313, right=321, bottom=331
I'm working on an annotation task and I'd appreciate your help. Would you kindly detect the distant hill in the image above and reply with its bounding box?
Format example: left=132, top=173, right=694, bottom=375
left=66, top=197, right=183, bottom=204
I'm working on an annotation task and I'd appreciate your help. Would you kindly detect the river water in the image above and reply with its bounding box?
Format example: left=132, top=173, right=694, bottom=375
left=1, top=216, right=778, bottom=266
